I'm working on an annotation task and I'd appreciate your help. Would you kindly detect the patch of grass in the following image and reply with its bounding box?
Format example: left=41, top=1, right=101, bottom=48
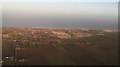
left=56, top=46, right=68, bottom=52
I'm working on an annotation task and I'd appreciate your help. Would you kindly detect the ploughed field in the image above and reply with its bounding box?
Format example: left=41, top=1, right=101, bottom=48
left=2, top=27, right=118, bottom=65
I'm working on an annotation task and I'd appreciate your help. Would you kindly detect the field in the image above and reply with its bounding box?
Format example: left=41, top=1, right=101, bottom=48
left=2, top=27, right=118, bottom=65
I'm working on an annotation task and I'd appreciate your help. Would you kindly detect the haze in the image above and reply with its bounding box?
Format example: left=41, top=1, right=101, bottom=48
left=2, top=2, right=118, bottom=30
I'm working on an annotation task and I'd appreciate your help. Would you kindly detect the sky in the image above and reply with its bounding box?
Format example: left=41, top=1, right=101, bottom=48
left=0, top=4, right=1, bottom=66
left=0, top=4, right=1, bottom=27
left=0, top=0, right=119, bottom=2
left=1, top=1, right=118, bottom=30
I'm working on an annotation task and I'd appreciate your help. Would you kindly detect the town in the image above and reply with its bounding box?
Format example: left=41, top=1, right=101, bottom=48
left=2, top=27, right=118, bottom=65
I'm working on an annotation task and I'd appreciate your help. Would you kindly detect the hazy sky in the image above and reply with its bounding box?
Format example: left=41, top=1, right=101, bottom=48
left=2, top=2, right=118, bottom=30
left=0, top=4, right=2, bottom=27
left=1, top=0, right=119, bottom=2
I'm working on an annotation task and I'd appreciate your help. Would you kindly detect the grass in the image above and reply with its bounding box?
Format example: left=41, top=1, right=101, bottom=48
left=56, top=46, right=68, bottom=52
